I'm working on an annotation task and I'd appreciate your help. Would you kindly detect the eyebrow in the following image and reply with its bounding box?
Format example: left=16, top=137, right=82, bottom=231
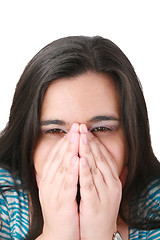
left=40, top=115, right=119, bottom=126
left=40, top=119, right=65, bottom=126
left=87, top=115, right=119, bottom=123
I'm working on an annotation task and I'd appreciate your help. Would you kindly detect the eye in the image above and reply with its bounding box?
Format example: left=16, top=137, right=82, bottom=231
left=43, top=128, right=66, bottom=135
left=91, top=126, right=113, bottom=133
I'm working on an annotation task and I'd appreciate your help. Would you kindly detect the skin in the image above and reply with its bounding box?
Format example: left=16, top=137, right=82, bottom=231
left=34, top=72, right=127, bottom=240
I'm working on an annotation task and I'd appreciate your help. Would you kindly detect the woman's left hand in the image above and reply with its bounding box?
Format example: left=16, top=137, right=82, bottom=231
left=79, top=124, right=122, bottom=240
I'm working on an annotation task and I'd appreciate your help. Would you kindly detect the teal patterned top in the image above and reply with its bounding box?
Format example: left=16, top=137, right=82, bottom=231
left=0, top=168, right=160, bottom=239
left=0, top=168, right=29, bottom=239
left=129, top=178, right=160, bottom=239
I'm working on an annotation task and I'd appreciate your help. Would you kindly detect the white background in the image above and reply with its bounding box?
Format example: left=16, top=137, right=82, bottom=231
left=0, top=0, right=159, bottom=160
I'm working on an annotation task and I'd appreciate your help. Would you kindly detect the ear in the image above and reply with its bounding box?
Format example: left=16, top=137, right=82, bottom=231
left=119, top=166, right=128, bottom=187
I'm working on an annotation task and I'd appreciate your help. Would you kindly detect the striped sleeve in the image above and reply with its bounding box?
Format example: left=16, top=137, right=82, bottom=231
left=0, top=168, right=29, bottom=239
left=130, top=228, right=160, bottom=239
left=130, top=178, right=160, bottom=239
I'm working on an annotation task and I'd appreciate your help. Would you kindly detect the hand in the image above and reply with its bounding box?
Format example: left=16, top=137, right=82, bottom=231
left=79, top=124, right=122, bottom=240
left=36, top=123, right=80, bottom=240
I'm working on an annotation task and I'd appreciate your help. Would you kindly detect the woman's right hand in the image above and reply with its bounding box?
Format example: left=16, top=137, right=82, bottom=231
left=35, top=123, right=80, bottom=240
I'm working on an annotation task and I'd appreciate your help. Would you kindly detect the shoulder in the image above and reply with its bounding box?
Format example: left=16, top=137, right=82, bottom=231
left=140, top=178, right=160, bottom=211
left=145, top=178, right=160, bottom=196
left=137, top=178, right=160, bottom=222
left=130, top=178, right=160, bottom=229
left=0, top=168, right=29, bottom=239
left=132, top=178, right=160, bottom=209
left=130, top=228, right=160, bottom=239
left=0, top=167, right=16, bottom=186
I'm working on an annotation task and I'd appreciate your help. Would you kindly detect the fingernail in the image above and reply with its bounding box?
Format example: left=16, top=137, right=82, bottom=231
left=82, top=134, right=88, bottom=144
left=70, top=123, right=79, bottom=132
left=80, top=124, right=88, bottom=133
left=81, top=157, right=87, bottom=167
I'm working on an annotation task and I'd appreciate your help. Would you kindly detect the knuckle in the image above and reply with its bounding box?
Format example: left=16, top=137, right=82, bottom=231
left=97, top=155, right=105, bottom=162
left=59, top=165, right=66, bottom=174
left=87, top=134, right=93, bottom=143
left=66, top=144, right=73, bottom=153
left=83, top=146, right=90, bottom=154
left=91, top=167, right=98, bottom=175
left=54, top=154, right=61, bottom=162
left=84, top=181, right=94, bottom=191
left=63, top=181, right=73, bottom=191
left=66, top=166, right=74, bottom=175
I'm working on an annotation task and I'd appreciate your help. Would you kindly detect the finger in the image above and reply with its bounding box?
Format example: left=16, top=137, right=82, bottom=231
left=79, top=157, right=99, bottom=206
left=79, top=124, right=121, bottom=187
left=40, top=134, right=68, bottom=180
left=79, top=124, right=115, bottom=181
left=57, top=156, right=79, bottom=205
left=80, top=124, right=121, bottom=197
left=39, top=127, right=80, bottom=209
left=79, top=131, right=97, bottom=170
left=50, top=128, right=79, bottom=199
left=41, top=123, right=79, bottom=183
left=79, top=125, right=108, bottom=198
left=91, top=132, right=119, bottom=177
left=79, top=131, right=107, bottom=200
left=79, top=132, right=100, bottom=194
left=80, top=124, right=119, bottom=178
left=35, top=172, right=41, bottom=187
left=85, top=135, right=122, bottom=204
left=90, top=136, right=118, bottom=179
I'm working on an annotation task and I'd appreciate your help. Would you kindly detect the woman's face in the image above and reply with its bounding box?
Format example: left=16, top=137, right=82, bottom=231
left=34, top=72, right=126, bottom=179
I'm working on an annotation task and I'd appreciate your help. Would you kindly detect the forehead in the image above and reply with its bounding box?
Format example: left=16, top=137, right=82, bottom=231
left=41, top=72, right=119, bottom=123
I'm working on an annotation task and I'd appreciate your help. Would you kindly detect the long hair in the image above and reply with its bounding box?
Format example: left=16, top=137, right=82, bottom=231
left=0, top=36, right=160, bottom=238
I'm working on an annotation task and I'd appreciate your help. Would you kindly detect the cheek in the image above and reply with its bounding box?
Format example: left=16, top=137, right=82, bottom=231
left=33, top=138, right=54, bottom=177
left=109, top=142, right=125, bottom=175
left=101, top=135, right=126, bottom=176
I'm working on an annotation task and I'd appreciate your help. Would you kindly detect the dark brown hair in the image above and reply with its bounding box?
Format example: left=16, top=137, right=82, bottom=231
left=0, top=36, right=160, bottom=239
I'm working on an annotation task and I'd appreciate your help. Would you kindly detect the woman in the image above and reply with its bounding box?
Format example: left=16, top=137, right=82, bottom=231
left=0, top=36, right=160, bottom=239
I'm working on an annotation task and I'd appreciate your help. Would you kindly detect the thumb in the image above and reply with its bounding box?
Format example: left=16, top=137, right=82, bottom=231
left=35, top=172, right=41, bottom=188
